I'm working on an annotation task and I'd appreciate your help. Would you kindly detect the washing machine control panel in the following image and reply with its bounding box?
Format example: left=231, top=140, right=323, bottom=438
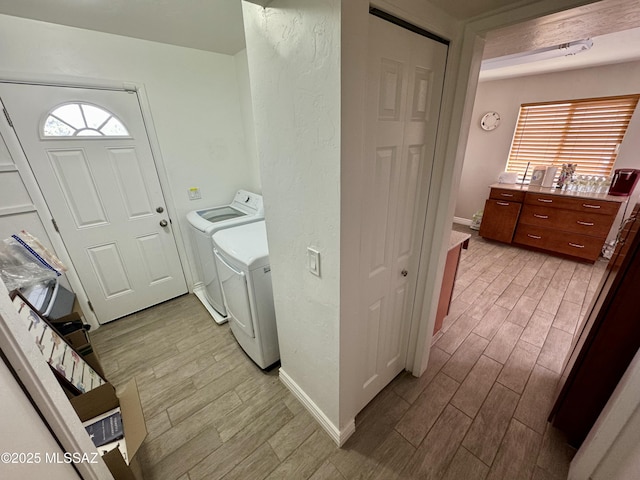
left=232, top=190, right=264, bottom=215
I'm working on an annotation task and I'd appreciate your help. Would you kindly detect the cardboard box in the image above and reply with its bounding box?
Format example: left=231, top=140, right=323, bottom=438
left=70, top=380, right=147, bottom=480
left=60, top=326, right=106, bottom=380
left=64, top=328, right=90, bottom=352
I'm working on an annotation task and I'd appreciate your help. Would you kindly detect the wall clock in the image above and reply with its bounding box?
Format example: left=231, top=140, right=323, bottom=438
left=480, top=111, right=501, bottom=131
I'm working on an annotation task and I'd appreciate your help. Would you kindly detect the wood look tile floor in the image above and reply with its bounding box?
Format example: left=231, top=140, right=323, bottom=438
left=91, top=226, right=606, bottom=480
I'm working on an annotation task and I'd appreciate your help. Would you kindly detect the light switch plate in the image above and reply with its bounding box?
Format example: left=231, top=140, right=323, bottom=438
left=188, top=187, right=201, bottom=200
left=307, top=247, right=320, bottom=277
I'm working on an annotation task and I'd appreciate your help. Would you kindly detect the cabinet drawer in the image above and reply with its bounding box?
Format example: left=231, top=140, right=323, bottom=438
left=479, top=199, right=521, bottom=243
left=524, top=193, right=621, bottom=216
left=514, top=224, right=603, bottom=262
left=519, top=205, right=615, bottom=238
left=490, top=188, right=525, bottom=203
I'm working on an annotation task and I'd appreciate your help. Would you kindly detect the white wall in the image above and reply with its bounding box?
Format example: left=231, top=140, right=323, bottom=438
left=242, top=0, right=342, bottom=429
left=0, top=13, right=259, bottom=292
left=0, top=357, right=81, bottom=479
left=455, top=60, right=640, bottom=222
left=234, top=49, right=262, bottom=192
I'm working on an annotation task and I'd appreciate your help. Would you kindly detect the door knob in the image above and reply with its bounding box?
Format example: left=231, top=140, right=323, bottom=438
left=159, top=219, right=168, bottom=227
left=401, top=269, right=408, bottom=277
left=156, top=206, right=164, bottom=213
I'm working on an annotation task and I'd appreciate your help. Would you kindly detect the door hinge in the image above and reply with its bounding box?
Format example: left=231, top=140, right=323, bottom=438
left=87, top=301, right=95, bottom=313
left=51, top=218, right=60, bottom=233
left=3, top=107, right=13, bottom=128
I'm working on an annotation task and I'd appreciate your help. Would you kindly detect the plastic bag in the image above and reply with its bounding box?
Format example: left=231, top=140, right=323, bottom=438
left=470, top=210, right=483, bottom=231
left=0, top=231, right=66, bottom=291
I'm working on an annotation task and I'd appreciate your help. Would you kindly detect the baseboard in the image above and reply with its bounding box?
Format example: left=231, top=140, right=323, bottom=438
left=279, top=368, right=355, bottom=446
left=453, top=216, right=472, bottom=226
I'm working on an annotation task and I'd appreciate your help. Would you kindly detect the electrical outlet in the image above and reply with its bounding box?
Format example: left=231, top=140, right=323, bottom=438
left=188, top=187, right=201, bottom=200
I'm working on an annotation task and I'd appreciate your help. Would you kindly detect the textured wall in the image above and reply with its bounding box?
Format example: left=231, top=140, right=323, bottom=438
left=242, top=0, right=342, bottom=426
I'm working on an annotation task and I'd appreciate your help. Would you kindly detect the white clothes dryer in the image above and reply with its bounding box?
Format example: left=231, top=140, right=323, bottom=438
left=212, top=221, right=279, bottom=369
left=186, top=190, right=263, bottom=324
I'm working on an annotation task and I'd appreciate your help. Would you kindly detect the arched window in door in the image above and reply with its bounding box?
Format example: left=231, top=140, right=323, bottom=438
left=43, top=102, right=130, bottom=137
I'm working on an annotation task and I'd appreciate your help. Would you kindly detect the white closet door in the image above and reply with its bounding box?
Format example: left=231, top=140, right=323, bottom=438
left=357, top=14, right=447, bottom=410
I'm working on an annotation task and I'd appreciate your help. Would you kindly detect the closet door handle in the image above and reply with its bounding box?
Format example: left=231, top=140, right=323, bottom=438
left=569, top=242, right=585, bottom=249
left=533, top=214, right=549, bottom=219
left=500, top=193, right=514, bottom=197
left=527, top=234, right=542, bottom=240
left=496, top=201, right=510, bottom=206
left=537, top=198, right=553, bottom=203
left=582, top=204, right=601, bottom=209
left=577, top=221, right=594, bottom=226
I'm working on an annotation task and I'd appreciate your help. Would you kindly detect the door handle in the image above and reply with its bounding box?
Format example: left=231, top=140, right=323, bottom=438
left=156, top=206, right=164, bottom=213
left=159, top=219, right=168, bottom=227
left=401, top=269, right=408, bottom=277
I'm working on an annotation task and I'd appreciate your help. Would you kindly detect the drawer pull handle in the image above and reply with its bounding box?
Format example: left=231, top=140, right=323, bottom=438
left=496, top=201, right=510, bottom=206
left=569, top=242, right=585, bottom=249
left=533, top=214, right=549, bottom=219
left=577, top=221, right=595, bottom=226
left=527, top=234, right=542, bottom=240
left=500, top=193, right=514, bottom=197
left=537, top=198, right=553, bottom=203
left=582, top=204, right=601, bottom=209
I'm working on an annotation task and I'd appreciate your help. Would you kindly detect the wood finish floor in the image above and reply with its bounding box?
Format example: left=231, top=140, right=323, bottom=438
left=91, top=227, right=606, bottom=480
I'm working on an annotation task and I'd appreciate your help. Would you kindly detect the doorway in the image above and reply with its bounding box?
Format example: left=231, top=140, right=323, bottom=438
left=0, top=82, right=187, bottom=323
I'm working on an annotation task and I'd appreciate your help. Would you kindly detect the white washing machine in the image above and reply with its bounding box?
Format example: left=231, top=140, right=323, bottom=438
left=212, top=221, right=279, bottom=369
left=186, top=190, right=264, bottom=324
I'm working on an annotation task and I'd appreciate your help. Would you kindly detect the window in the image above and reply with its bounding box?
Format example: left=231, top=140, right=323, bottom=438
left=43, top=103, right=130, bottom=137
left=506, top=94, right=639, bottom=181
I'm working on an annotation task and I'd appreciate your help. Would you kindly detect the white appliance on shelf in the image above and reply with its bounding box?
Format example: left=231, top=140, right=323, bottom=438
left=186, top=190, right=264, bottom=324
left=212, top=221, right=279, bottom=369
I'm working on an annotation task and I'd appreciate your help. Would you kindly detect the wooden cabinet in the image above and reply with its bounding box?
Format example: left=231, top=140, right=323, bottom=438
left=513, top=224, right=603, bottom=261
left=489, top=187, right=526, bottom=203
left=479, top=185, right=623, bottom=262
left=518, top=204, right=614, bottom=238
left=478, top=200, right=521, bottom=243
left=550, top=204, right=640, bottom=446
left=478, top=186, right=525, bottom=243
left=434, top=232, right=470, bottom=335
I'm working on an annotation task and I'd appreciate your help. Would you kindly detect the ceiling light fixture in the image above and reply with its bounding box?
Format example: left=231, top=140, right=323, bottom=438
left=481, top=39, right=594, bottom=71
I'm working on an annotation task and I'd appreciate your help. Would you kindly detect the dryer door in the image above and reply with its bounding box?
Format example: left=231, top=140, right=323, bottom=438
left=214, top=249, right=255, bottom=338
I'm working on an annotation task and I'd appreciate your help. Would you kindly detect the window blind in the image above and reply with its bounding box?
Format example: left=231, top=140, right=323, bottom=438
left=506, top=94, right=639, bottom=181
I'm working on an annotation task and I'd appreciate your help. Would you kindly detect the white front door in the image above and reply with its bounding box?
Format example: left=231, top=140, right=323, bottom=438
left=357, top=15, right=448, bottom=410
left=0, top=83, right=187, bottom=323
